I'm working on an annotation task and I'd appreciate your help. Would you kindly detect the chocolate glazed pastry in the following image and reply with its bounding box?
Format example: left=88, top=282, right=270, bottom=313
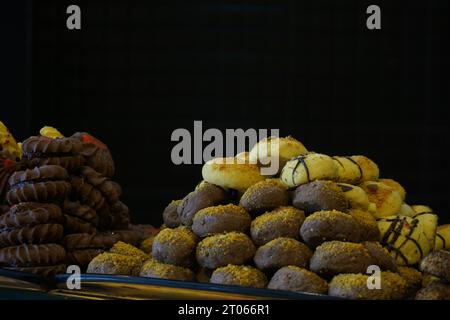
left=178, top=183, right=228, bottom=226
left=6, top=165, right=71, bottom=205
left=0, top=244, right=66, bottom=267
left=21, top=136, right=83, bottom=172
left=0, top=203, right=64, bottom=247
left=0, top=151, right=22, bottom=202
left=71, top=132, right=115, bottom=178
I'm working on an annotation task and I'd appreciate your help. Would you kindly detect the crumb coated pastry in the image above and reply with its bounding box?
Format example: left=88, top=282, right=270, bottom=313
left=435, top=225, right=450, bottom=251
left=349, top=155, right=379, bottom=182
left=71, top=132, right=115, bottom=177
left=0, top=121, right=22, bottom=159
left=202, top=157, right=264, bottom=194
left=336, top=183, right=369, bottom=211
left=415, top=282, right=450, bottom=300
left=328, top=272, right=407, bottom=300
left=239, top=180, right=289, bottom=215
left=300, top=210, right=361, bottom=247
left=332, top=156, right=364, bottom=184
left=361, top=241, right=397, bottom=272
left=109, top=241, right=149, bottom=263
left=162, top=200, right=182, bottom=228
left=139, top=259, right=194, bottom=281
left=398, top=266, right=423, bottom=297
left=21, top=135, right=83, bottom=172
left=152, top=226, right=198, bottom=267
left=140, top=236, right=154, bottom=255
left=192, top=204, right=251, bottom=237
left=419, top=250, right=450, bottom=282
left=178, top=183, right=228, bottom=226
left=254, top=237, right=312, bottom=271
left=292, top=181, right=347, bottom=215
left=310, top=241, right=374, bottom=277
left=250, top=206, right=305, bottom=246
left=7, top=165, right=71, bottom=204
left=348, top=209, right=380, bottom=241
left=248, top=136, right=308, bottom=175
left=379, top=178, right=406, bottom=201
left=280, top=153, right=338, bottom=188
left=360, top=181, right=402, bottom=218
left=87, top=252, right=143, bottom=276
left=268, top=266, right=328, bottom=295
left=196, top=232, right=255, bottom=269
left=210, top=264, right=267, bottom=288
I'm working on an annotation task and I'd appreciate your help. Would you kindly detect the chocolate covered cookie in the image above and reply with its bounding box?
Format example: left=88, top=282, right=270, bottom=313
left=0, top=243, right=66, bottom=267
left=210, top=265, right=268, bottom=288
left=21, top=135, right=83, bottom=172
left=7, top=165, right=71, bottom=204
left=292, top=180, right=348, bottom=215
left=162, top=200, right=182, bottom=228
left=71, top=132, right=115, bottom=177
left=239, top=180, right=289, bottom=215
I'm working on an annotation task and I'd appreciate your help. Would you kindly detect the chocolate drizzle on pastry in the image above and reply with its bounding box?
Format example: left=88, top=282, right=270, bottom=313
left=291, top=155, right=310, bottom=185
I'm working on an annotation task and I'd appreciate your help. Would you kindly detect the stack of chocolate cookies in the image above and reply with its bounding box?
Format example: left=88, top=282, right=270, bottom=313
left=0, top=125, right=135, bottom=275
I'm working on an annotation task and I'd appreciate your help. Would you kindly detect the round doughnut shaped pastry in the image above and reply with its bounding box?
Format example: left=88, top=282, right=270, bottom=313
left=328, top=272, right=408, bottom=300
left=239, top=180, right=289, bottom=215
left=152, top=226, right=198, bottom=268
left=196, top=232, right=255, bottom=269
left=336, top=183, right=369, bottom=211
left=210, top=264, right=268, bottom=288
left=253, top=237, right=312, bottom=271
left=162, top=200, right=182, bottom=228
left=249, top=136, right=308, bottom=175
left=435, top=225, right=450, bottom=251
left=139, top=259, right=194, bottom=281
left=268, top=266, right=328, bottom=295
left=300, top=210, right=362, bottom=248
left=349, top=155, right=380, bottom=182
left=397, top=266, right=423, bottom=297
left=397, top=203, right=416, bottom=217
left=280, top=153, right=338, bottom=188
left=419, top=250, right=450, bottom=282
left=309, top=241, right=374, bottom=277
left=192, top=204, right=251, bottom=237
left=377, top=215, right=435, bottom=266
left=7, top=165, right=71, bottom=205
left=177, top=183, right=228, bottom=226
left=292, top=180, right=348, bottom=215
left=348, top=209, right=381, bottom=241
left=360, top=181, right=402, bottom=218
left=332, top=156, right=363, bottom=184
left=250, top=206, right=305, bottom=246
left=202, top=157, right=264, bottom=194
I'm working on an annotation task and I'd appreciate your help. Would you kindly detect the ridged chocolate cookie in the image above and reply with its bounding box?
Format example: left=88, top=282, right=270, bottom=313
left=71, top=132, right=115, bottom=178
left=0, top=203, right=63, bottom=228
left=64, top=215, right=97, bottom=235
left=22, top=136, right=83, bottom=172
left=7, top=165, right=71, bottom=204
left=0, top=224, right=64, bottom=247
left=63, top=199, right=99, bottom=226
left=0, top=244, right=66, bottom=267
left=66, top=249, right=104, bottom=268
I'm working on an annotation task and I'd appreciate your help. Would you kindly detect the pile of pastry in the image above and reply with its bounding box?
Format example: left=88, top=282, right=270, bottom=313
left=0, top=121, right=150, bottom=276
left=88, top=135, right=449, bottom=300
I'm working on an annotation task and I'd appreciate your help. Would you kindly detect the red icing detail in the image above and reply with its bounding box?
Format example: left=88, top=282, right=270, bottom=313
left=3, top=159, right=14, bottom=168
left=81, top=134, right=107, bottom=149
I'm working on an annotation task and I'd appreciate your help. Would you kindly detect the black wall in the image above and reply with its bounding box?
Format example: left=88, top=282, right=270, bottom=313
left=2, top=0, right=450, bottom=224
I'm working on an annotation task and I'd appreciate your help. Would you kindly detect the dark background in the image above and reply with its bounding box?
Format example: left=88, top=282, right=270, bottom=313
left=1, top=0, right=449, bottom=225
